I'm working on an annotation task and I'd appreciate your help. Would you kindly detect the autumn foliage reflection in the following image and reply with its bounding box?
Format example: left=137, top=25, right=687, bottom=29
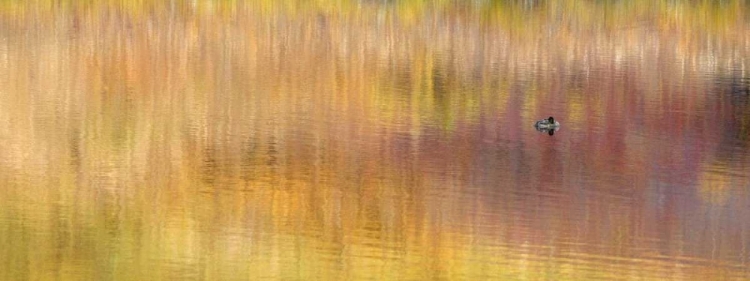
left=0, top=1, right=749, bottom=280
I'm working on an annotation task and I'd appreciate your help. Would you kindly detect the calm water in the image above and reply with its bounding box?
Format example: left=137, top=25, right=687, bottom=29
left=1, top=1, right=749, bottom=280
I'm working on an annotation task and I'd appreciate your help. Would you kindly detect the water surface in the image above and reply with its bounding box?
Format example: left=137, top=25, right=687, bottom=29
left=1, top=1, right=749, bottom=280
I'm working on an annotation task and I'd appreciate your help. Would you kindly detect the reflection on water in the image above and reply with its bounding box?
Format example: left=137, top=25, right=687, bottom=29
left=1, top=1, right=749, bottom=280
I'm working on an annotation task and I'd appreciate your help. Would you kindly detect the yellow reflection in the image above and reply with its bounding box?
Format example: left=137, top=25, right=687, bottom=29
left=0, top=1, right=749, bottom=280
left=698, top=162, right=745, bottom=206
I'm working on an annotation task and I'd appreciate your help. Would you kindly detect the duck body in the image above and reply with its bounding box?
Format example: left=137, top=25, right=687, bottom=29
left=534, top=116, right=560, bottom=129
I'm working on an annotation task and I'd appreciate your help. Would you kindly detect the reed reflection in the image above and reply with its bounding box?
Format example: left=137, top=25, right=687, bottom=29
left=0, top=1, right=749, bottom=280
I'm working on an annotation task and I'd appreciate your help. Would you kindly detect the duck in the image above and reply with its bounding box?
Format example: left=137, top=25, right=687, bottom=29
left=534, top=116, right=560, bottom=129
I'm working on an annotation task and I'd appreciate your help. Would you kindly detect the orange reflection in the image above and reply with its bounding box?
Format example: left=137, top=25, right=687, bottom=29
left=0, top=1, right=749, bottom=280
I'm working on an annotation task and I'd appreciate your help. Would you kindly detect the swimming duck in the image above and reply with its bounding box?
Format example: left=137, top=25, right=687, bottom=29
left=534, top=116, right=560, bottom=129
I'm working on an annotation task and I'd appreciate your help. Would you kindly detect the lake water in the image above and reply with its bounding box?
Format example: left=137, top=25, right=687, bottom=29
left=1, top=1, right=749, bottom=280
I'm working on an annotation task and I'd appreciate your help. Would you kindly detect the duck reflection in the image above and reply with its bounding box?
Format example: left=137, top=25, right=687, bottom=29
left=534, top=125, right=560, bottom=136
